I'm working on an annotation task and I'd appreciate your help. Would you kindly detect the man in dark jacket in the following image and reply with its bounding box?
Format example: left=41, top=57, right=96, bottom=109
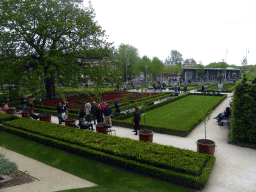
left=78, top=107, right=85, bottom=124
left=91, top=101, right=97, bottom=124
left=133, top=107, right=141, bottom=135
left=95, top=104, right=103, bottom=123
left=114, top=98, right=120, bottom=114
left=57, top=102, right=63, bottom=124
left=104, top=103, right=112, bottom=126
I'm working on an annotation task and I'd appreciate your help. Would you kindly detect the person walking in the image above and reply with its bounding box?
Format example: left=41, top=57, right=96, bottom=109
left=133, top=107, right=141, bottom=135
left=201, top=85, right=205, bottom=93
left=28, top=96, right=35, bottom=113
left=184, top=83, right=187, bottom=93
left=78, top=107, right=85, bottom=124
left=57, top=102, right=63, bottom=124
left=21, top=95, right=27, bottom=111
left=95, top=104, right=103, bottom=123
left=62, top=100, right=69, bottom=119
left=85, top=100, right=91, bottom=123
left=91, top=101, right=97, bottom=125
left=114, top=98, right=120, bottom=114
left=104, top=103, right=112, bottom=126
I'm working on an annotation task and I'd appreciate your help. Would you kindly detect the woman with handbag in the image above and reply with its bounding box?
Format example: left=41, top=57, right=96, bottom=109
left=85, top=100, right=91, bottom=123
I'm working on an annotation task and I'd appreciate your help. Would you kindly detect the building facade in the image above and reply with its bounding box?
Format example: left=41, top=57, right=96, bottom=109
left=182, top=58, right=197, bottom=67
left=181, top=67, right=242, bottom=83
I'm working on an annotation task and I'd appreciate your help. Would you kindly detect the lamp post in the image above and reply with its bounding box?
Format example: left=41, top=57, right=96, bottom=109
left=126, top=62, right=129, bottom=84
left=246, top=48, right=249, bottom=70
left=145, top=65, right=147, bottom=84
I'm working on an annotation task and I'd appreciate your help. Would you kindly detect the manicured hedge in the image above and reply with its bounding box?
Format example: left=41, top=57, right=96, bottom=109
left=231, top=81, right=256, bottom=144
left=0, top=112, right=20, bottom=123
left=113, top=93, right=227, bottom=136
left=0, top=114, right=215, bottom=189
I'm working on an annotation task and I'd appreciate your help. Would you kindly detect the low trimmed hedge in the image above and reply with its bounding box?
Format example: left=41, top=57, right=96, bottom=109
left=0, top=114, right=215, bottom=189
left=113, top=93, right=227, bottom=136
left=0, top=112, right=20, bottom=123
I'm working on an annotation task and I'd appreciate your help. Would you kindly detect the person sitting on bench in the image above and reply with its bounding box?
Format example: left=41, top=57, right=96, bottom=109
left=214, top=107, right=231, bottom=125
left=78, top=120, right=93, bottom=130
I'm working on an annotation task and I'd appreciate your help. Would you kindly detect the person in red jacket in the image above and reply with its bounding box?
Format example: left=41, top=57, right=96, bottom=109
left=2, top=103, right=8, bottom=111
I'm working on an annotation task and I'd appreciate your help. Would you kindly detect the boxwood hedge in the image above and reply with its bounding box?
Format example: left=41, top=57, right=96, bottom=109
left=113, top=93, right=227, bottom=136
left=0, top=113, right=215, bottom=190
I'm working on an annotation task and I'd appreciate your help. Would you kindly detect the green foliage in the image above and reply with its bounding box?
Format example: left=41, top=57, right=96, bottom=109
left=0, top=131, right=195, bottom=192
left=0, top=118, right=215, bottom=190
left=166, top=50, right=183, bottom=64
left=0, top=113, right=20, bottom=124
left=115, top=94, right=226, bottom=136
left=0, top=157, right=17, bottom=175
left=231, top=81, right=256, bottom=143
left=0, top=0, right=115, bottom=99
left=115, top=44, right=141, bottom=80
left=205, top=62, right=229, bottom=68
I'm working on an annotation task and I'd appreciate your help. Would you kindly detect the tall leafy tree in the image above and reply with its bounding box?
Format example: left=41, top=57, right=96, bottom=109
left=166, top=50, right=183, bottom=64
left=114, top=44, right=140, bottom=82
left=0, top=0, right=114, bottom=99
left=138, top=56, right=151, bottom=81
left=148, top=57, right=164, bottom=80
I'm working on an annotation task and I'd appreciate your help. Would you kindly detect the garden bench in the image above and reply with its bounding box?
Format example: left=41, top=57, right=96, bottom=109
left=148, top=86, right=154, bottom=90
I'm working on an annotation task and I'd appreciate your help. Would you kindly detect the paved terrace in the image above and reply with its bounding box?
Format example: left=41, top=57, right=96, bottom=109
left=1, top=91, right=256, bottom=192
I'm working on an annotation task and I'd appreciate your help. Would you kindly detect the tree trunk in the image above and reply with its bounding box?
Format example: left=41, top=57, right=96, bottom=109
left=45, top=74, right=56, bottom=100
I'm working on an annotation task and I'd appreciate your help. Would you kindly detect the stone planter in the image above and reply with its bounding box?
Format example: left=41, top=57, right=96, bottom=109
left=65, top=118, right=76, bottom=127
left=197, top=139, right=215, bottom=156
left=5, top=108, right=14, bottom=115
left=96, top=123, right=110, bottom=134
left=21, top=111, right=30, bottom=118
left=40, top=114, right=51, bottom=122
left=139, top=129, right=153, bottom=143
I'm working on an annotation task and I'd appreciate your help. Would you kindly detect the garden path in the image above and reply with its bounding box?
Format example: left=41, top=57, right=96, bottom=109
left=3, top=90, right=256, bottom=192
left=51, top=91, right=256, bottom=192
left=0, top=146, right=97, bottom=192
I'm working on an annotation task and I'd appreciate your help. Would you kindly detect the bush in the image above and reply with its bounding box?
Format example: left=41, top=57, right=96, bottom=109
left=0, top=158, right=17, bottom=175
left=0, top=116, right=216, bottom=189
left=231, top=81, right=256, bottom=144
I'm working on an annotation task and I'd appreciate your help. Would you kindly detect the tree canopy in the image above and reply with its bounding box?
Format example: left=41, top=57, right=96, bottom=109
left=0, top=0, right=116, bottom=99
left=114, top=44, right=140, bottom=81
left=166, top=50, right=183, bottom=64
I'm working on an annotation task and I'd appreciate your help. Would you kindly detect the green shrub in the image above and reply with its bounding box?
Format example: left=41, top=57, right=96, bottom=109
left=0, top=122, right=215, bottom=190
left=231, top=81, right=256, bottom=144
left=0, top=158, right=17, bottom=175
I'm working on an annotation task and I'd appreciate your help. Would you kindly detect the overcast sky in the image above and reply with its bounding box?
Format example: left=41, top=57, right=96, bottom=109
left=83, top=0, right=256, bottom=66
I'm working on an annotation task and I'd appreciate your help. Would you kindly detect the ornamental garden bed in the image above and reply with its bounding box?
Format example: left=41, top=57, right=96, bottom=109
left=0, top=113, right=215, bottom=190
left=113, top=94, right=226, bottom=136
left=197, top=83, right=236, bottom=92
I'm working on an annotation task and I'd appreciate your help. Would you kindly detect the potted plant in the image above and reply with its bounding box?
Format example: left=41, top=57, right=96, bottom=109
left=197, top=109, right=215, bottom=155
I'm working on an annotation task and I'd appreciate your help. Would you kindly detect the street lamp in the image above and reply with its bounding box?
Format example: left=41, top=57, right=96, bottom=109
left=126, top=62, right=129, bottom=84
left=145, top=65, right=147, bottom=84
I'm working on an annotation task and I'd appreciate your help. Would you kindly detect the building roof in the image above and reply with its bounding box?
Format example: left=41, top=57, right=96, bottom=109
left=183, top=67, right=241, bottom=70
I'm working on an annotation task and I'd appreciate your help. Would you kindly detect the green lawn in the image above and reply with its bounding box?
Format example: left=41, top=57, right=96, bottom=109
left=198, top=83, right=236, bottom=92
left=126, top=95, right=222, bottom=131
left=0, top=131, right=194, bottom=192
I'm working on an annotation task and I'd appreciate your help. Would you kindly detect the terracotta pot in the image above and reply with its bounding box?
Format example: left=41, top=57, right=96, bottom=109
left=139, top=129, right=153, bottom=143
left=21, top=111, right=30, bottom=118
left=197, top=139, right=215, bottom=156
left=5, top=109, right=14, bottom=115
left=40, top=114, right=51, bottom=122
left=65, top=118, right=76, bottom=127
left=96, top=123, right=110, bottom=134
